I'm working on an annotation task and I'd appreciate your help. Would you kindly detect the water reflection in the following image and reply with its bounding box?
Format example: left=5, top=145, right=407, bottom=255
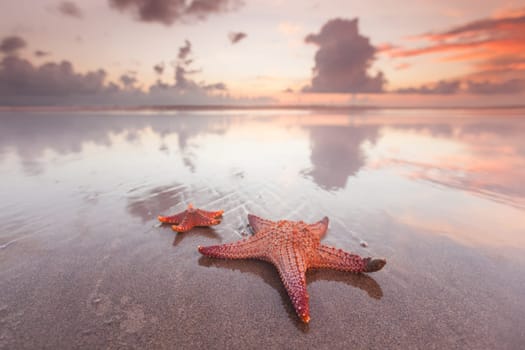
left=1, top=108, right=524, bottom=215
left=127, top=183, right=187, bottom=223
left=303, top=125, right=379, bottom=190
left=367, top=117, right=525, bottom=209
left=0, top=111, right=229, bottom=175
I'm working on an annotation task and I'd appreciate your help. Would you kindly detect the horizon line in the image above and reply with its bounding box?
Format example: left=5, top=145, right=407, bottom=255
left=1, top=104, right=525, bottom=112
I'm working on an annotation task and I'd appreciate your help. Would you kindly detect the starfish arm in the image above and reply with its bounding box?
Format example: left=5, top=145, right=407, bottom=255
left=307, top=216, right=329, bottom=239
left=171, top=214, right=194, bottom=232
left=158, top=211, right=186, bottom=224
left=198, top=234, right=269, bottom=260
left=193, top=211, right=222, bottom=226
left=272, top=248, right=311, bottom=323
left=196, top=208, right=224, bottom=219
left=247, top=214, right=277, bottom=234
left=310, top=245, right=386, bottom=273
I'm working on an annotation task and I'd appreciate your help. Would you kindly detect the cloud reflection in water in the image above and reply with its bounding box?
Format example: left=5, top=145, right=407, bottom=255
left=1, top=108, right=524, bottom=251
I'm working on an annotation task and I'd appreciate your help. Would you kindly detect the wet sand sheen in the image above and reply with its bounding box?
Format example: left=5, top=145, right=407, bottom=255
left=0, top=108, right=524, bottom=349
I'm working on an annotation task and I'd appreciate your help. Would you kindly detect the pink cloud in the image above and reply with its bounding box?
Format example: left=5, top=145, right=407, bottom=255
left=394, top=62, right=411, bottom=70
left=383, top=7, right=525, bottom=96
left=385, top=9, right=525, bottom=72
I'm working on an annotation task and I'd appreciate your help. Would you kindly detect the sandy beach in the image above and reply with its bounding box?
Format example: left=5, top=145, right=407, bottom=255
left=1, top=108, right=524, bottom=349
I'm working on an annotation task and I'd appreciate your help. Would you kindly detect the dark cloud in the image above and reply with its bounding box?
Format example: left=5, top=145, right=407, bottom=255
left=395, top=80, right=461, bottom=95
left=178, top=40, right=192, bottom=60
left=303, top=18, right=385, bottom=94
left=0, top=41, right=272, bottom=106
left=58, top=1, right=84, bottom=19
left=34, top=50, right=51, bottom=58
left=0, top=36, right=27, bottom=55
left=466, top=79, right=525, bottom=94
left=108, top=0, right=243, bottom=26
left=120, top=73, right=137, bottom=88
left=171, top=40, right=218, bottom=91
left=173, top=65, right=199, bottom=90
left=283, top=88, right=294, bottom=93
left=152, top=50, right=275, bottom=101
left=153, top=62, right=165, bottom=75
left=0, top=56, right=109, bottom=97
left=203, top=82, right=227, bottom=90
left=228, top=32, right=247, bottom=44
left=393, top=78, right=525, bottom=95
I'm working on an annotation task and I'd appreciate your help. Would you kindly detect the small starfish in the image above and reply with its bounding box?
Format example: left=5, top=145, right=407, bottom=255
left=158, top=204, right=224, bottom=232
left=199, top=214, right=386, bottom=323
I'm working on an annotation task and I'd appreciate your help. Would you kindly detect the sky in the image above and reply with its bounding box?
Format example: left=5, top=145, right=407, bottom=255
left=1, top=0, right=524, bottom=107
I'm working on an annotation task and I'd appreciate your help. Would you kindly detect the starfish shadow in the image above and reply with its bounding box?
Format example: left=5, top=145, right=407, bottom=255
left=198, top=256, right=383, bottom=331
left=307, top=269, right=384, bottom=300
left=157, top=225, right=222, bottom=246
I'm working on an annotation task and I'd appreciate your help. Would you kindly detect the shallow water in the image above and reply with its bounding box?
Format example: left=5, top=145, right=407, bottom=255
left=1, top=108, right=524, bottom=349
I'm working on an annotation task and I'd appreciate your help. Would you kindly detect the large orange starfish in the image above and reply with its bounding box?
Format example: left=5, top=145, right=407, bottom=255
left=158, top=204, right=223, bottom=232
left=199, top=214, right=386, bottom=323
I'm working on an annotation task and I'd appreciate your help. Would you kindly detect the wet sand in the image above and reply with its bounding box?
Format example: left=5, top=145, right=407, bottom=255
left=1, top=108, right=524, bottom=349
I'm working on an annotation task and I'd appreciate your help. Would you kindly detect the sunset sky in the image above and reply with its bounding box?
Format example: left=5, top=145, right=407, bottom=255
left=1, top=0, right=524, bottom=107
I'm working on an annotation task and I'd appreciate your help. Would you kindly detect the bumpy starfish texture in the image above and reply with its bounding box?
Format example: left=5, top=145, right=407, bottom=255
left=158, top=204, right=223, bottom=232
left=199, top=215, right=386, bottom=323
